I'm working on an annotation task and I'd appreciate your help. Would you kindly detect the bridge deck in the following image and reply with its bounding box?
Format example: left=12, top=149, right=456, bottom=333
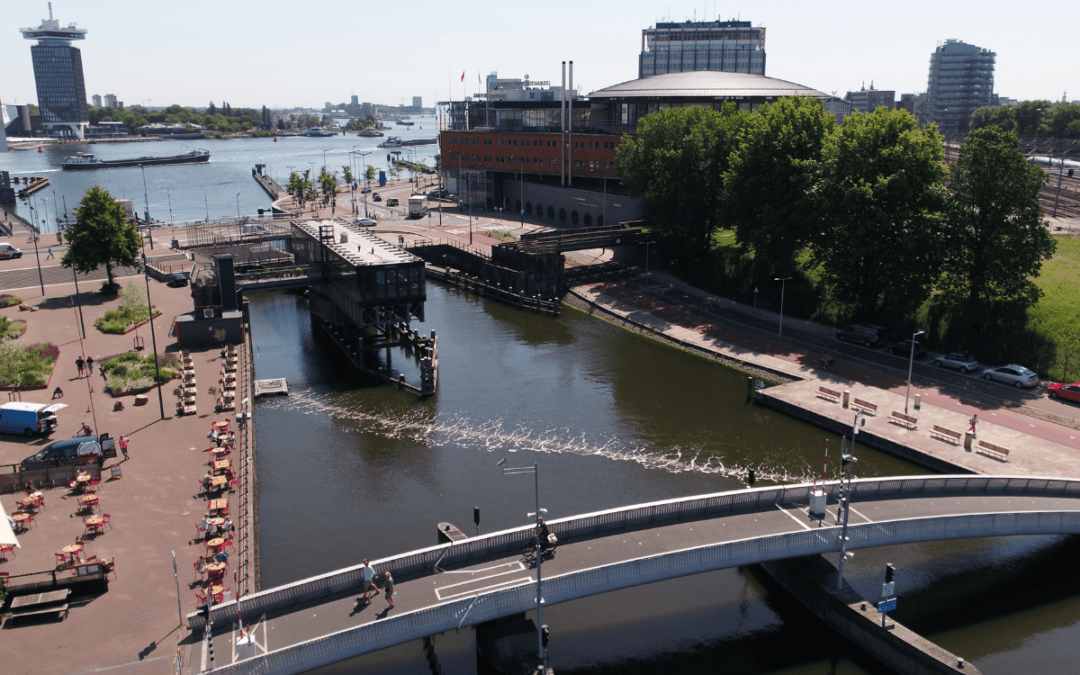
left=188, top=488, right=1080, bottom=673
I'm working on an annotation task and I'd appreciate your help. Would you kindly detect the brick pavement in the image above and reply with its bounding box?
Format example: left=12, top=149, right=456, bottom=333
left=0, top=276, right=247, bottom=675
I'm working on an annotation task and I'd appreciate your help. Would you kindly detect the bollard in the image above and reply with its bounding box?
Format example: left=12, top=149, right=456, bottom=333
left=914, top=393, right=921, bottom=410
left=748, top=468, right=756, bottom=487
left=842, top=390, right=850, bottom=408
left=964, top=431, right=974, bottom=451
left=746, top=376, right=754, bottom=401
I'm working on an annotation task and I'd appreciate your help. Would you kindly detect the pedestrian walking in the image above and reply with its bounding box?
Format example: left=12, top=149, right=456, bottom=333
left=969, top=415, right=978, bottom=438
left=119, top=435, right=129, bottom=461
left=46, top=245, right=54, bottom=259
left=382, top=571, right=394, bottom=608
left=357, top=559, right=376, bottom=604
left=86, top=356, right=94, bottom=375
left=75, top=356, right=85, bottom=378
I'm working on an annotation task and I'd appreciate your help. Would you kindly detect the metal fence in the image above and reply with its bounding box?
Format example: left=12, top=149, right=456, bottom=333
left=207, top=507, right=1080, bottom=675
left=188, top=475, right=1080, bottom=634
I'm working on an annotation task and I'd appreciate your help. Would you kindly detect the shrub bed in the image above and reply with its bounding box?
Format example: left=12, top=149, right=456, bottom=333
left=0, top=317, right=27, bottom=340
left=95, top=308, right=162, bottom=335
left=0, top=295, right=22, bottom=309
left=0, top=342, right=59, bottom=390
left=101, top=351, right=181, bottom=396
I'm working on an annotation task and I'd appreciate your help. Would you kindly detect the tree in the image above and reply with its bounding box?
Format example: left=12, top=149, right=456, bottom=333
left=939, top=126, right=1056, bottom=350
left=365, top=165, right=376, bottom=181
left=813, top=108, right=948, bottom=319
left=723, top=97, right=836, bottom=276
left=61, top=186, right=141, bottom=291
left=118, top=282, right=150, bottom=325
left=341, top=165, right=353, bottom=186
left=618, top=104, right=748, bottom=272
left=318, top=166, right=338, bottom=202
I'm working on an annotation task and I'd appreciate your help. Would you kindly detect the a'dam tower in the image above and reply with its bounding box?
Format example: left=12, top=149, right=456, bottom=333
left=20, top=3, right=89, bottom=140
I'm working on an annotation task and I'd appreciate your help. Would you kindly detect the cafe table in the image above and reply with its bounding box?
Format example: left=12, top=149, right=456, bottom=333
left=61, top=543, right=84, bottom=563
left=213, top=459, right=232, bottom=473
left=206, top=538, right=225, bottom=552
left=213, top=421, right=230, bottom=429
left=12, top=512, right=31, bottom=531
left=18, top=495, right=38, bottom=511
left=206, top=561, right=227, bottom=579
left=209, top=476, right=227, bottom=489
left=83, top=516, right=104, bottom=535
left=78, top=494, right=99, bottom=511
left=207, top=498, right=228, bottom=513
left=209, top=447, right=229, bottom=457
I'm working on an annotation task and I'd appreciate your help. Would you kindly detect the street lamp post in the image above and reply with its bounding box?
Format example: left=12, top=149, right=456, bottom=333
left=904, top=329, right=926, bottom=414
left=29, top=205, right=45, bottom=295
left=497, top=459, right=548, bottom=664
left=236, top=193, right=241, bottom=219
left=140, top=164, right=154, bottom=249
left=642, top=240, right=656, bottom=290
left=836, top=410, right=864, bottom=590
left=774, top=276, right=793, bottom=340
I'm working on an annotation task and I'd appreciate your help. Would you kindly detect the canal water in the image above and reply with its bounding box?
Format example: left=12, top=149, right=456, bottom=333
left=247, top=285, right=1080, bottom=675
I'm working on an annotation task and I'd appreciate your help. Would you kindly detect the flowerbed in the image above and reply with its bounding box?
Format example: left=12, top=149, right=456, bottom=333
left=101, top=351, right=181, bottom=396
left=0, top=317, right=27, bottom=340
left=0, top=342, right=59, bottom=390
left=95, top=308, right=162, bottom=335
left=0, top=295, right=22, bottom=309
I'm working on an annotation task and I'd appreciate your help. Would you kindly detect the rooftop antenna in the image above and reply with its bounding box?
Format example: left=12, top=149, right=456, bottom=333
left=49, top=2, right=53, bottom=20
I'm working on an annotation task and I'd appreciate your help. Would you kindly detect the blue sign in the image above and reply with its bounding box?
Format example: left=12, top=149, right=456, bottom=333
left=877, top=598, right=897, bottom=613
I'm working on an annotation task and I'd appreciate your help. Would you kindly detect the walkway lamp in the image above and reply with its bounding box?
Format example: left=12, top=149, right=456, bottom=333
left=774, top=276, right=793, bottom=340
left=904, top=330, right=925, bottom=414
left=836, top=410, right=864, bottom=590
left=497, top=458, right=548, bottom=664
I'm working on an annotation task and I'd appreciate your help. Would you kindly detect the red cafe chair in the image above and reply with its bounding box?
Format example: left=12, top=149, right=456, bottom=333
left=0, top=543, right=16, bottom=561
left=101, top=513, right=112, bottom=531
left=54, top=552, right=71, bottom=569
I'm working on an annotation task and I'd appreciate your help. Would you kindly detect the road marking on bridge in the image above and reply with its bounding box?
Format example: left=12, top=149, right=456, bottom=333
left=776, top=504, right=813, bottom=531
left=433, top=562, right=531, bottom=601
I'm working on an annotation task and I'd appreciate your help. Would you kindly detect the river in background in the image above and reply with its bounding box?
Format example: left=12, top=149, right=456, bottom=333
left=0, top=114, right=439, bottom=230
left=247, top=286, right=1080, bottom=675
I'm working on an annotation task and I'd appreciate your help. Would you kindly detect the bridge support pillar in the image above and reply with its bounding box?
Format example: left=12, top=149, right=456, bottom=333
left=476, top=614, right=553, bottom=675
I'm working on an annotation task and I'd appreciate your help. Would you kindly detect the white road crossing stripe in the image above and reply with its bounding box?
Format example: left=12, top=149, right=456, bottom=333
left=776, top=504, right=813, bottom=531
left=436, top=562, right=523, bottom=575
left=434, top=562, right=530, bottom=600
left=436, top=577, right=533, bottom=601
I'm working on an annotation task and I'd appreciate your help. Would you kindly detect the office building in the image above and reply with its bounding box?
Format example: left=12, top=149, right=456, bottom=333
left=412, top=96, right=422, bottom=109
left=91, top=93, right=101, bottom=107
left=639, top=19, right=765, bottom=78
left=843, top=83, right=894, bottom=113
left=924, top=39, right=995, bottom=131
left=104, top=93, right=117, bottom=108
left=20, top=6, right=89, bottom=139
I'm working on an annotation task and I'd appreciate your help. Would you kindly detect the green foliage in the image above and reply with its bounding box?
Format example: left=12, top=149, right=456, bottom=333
left=0, top=342, right=59, bottom=388
left=342, top=165, right=353, bottom=185
left=365, top=165, right=376, bottom=181
left=724, top=97, right=836, bottom=277
left=618, top=104, right=749, bottom=277
left=62, top=186, right=141, bottom=289
left=101, top=352, right=179, bottom=395
left=94, top=305, right=158, bottom=334
left=939, top=126, right=1057, bottom=354
left=814, top=108, right=948, bottom=320
left=0, top=317, right=27, bottom=341
left=318, top=166, right=339, bottom=200
left=971, top=100, right=1080, bottom=138
left=0, top=295, right=22, bottom=308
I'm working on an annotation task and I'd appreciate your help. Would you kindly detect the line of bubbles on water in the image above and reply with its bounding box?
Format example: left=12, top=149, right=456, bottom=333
left=261, top=389, right=817, bottom=485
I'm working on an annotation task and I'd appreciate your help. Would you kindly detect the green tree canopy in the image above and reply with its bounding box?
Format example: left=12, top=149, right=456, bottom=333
left=618, top=104, right=749, bottom=272
left=341, top=165, right=353, bottom=185
left=813, top=108, right=948, bottom=319
left=365, top=165, right=376, bottom=181
left=723, top=97, right=836, bottom=276
left=939, top=126, right=1056, bottom=351
left=61, top=186, right=141, bottom=290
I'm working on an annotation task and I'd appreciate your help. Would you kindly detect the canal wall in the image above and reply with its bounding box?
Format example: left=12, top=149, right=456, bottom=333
left=758, top=555, right=978, bottom=675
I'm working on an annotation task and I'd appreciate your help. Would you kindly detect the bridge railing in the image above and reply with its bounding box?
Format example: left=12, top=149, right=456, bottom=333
left=207, top=508, right=1080, bottom=675
left=187, top=475, right=1080, bottom=631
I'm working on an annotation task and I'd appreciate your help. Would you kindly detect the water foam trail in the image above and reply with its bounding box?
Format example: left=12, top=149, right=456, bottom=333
left=262, top=390, right=814, bottom=485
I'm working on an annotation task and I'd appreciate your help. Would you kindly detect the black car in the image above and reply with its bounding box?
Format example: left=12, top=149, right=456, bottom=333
left=20, top=434, right=114, bottom=469
left=835, top=324, right=887, bottom=347
left=887, top=339, right=927, bottom=358
left=167, top=272, right=189, bottom=288
left=372, top=193, right=382, bottom=202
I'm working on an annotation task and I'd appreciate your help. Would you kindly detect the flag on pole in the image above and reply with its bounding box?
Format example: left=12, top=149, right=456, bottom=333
left=478, top=71, right=482, bottom=86
left=460, top=71, right=465, bottom=82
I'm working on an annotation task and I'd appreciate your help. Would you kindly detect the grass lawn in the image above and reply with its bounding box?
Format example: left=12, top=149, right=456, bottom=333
left=1031, top=234, right=1080, bottom=381
left=101, top=351, right=181, bottom=396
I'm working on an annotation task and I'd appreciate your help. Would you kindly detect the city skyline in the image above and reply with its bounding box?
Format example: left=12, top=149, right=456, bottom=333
left=0, top=0, right=1076, bottom=112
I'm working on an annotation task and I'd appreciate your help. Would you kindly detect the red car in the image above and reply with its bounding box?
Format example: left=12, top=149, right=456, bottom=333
left=1048, top=382, right=1080, bottom=403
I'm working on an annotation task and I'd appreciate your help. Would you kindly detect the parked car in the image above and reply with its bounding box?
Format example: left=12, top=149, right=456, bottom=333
left=166, top=272, right=189, bottom=288
left=887, top=339, right=927, bottom=358
left=933, top=353, right=979, bottom=374
left=1047, top=382, right=1080, bottom=402
left=0, top=402, right=65, bottom=436
left=372, top=193, right=382, bottom=202
left=361, top=187, right=372, bottom=194
left=835, top=324, right=887, bottom=347
left=20, top=433, right=116, bottom=469
left=0, top=242, right=23, bottom=259
left=386, top=198, right=400, bottom=207
left=355, top=218, right=377, bottom=227
left=981, top=364, right=1039, bottom=388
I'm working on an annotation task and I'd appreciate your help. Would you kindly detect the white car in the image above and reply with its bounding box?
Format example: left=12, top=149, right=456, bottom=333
left=355, top=218, right=377, bottom=227
left=982, top=364, right=1039, bottom=388
left=933, top=353, right=979, bottom=374
left=0, top=242, right=23, bottom=259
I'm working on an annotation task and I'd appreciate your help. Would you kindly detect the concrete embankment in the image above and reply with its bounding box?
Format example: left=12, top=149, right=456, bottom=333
left=758, top=555, right=978, bottom=675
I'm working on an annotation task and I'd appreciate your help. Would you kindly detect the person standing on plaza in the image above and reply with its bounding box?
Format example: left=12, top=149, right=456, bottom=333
left=358, top=559, right=377, bottom=604
left=86, top=356, right=94, bottom=375
left=969, top=414, right=978, bottom=438
left=76, top=356, right=85, bottom=378
left=47, top=245, right=54, bottom=259
left=119, top=435, right=129, bottom=461
left=382, top=570, right=395, bottom=608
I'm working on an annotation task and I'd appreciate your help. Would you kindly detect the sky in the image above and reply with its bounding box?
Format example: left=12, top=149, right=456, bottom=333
left=1, top=0, right=1077, bottom=111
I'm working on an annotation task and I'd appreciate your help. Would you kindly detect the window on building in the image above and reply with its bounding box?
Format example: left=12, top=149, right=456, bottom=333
left=533, top=158, right=542, bottom=164
left=526, top=201, right=533, bottom=215
left=509, top=156, right=517, bottom=164
left=484, top=156, right=492, bottom=162
left=484, top=138, right=492, bottom=145
left=449, top=153, right=458, bottom=161
left=574, top=160, right=583, bottom=168
left=496, top=139, right=504, bottom=146
left=547, top=206, right=555, bottom=220
left=583, top=212, right=593, bottom=227
left=589, top=141, right=599, bottom=149
left=548, top=140, right=557, bottom=148
left=604, top=161, right=614, bottom=169
left=558, top=208, right=567, bottom=223
left=509, top=139, right=517, bottom=146
left=535, top=202, right=543, bottom=216
left=597, top=215, right=604, bottom=227
left=472, top=138, right=480, bottom=144
left=495, top=156, right=504, bottom=163
left=449, top=137, right=457, bottom=144
left=570, top=210, right=579, bottom=225
left=603, top=141, right=615, bottom=150
left=472, top=155, right=480, bottom=161
left=548, top=159, right=558, bottom=166
left=588, top=160, right=599, bottom=169
left=574, top=141, right=584, bottom=149
left=533, top=140, right=542, bottom=147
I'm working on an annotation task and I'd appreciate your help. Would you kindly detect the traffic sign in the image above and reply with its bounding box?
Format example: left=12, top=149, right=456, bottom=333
left=882, top=582, right=895, bottom=598
left=877, top=598, right=897, bottom=613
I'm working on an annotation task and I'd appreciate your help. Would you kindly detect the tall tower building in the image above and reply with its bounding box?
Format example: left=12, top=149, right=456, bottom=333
left=20, top=4, right=89, bottom=139
left=91, top=93, right=101, bottom=108
left=924, top=40, right=995, bottom=131
left=412, top=96, right=422, bottom=109
left=639, top=19, right=765, bottom=78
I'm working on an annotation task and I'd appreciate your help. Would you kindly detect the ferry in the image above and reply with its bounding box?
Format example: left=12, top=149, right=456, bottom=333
left=61, top=149, right=210, bottom=171
left=395, top=120, right=415, bottom=126
left=377, top=136, right=403, bottom=148
left=301, top=127, right=336, bottom=137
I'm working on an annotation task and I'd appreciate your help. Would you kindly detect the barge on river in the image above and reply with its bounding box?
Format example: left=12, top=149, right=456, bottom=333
left=61, top=149, right=210, bottom=170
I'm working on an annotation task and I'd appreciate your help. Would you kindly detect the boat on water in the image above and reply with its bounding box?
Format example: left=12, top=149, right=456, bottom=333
left=301, top=127, right=336, bottom=137
left=400, top=138, right=437, bottom=147
left=61, top=149, right=210, bottom=171
left=377, top=136, right=403, bottom=148
left=395, top=120, right=415, bottom=126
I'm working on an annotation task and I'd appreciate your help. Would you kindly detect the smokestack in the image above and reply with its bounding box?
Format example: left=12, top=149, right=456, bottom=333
left=568, top=61, right=573, bottom=188
left=561, top=61, right=567, bottom=186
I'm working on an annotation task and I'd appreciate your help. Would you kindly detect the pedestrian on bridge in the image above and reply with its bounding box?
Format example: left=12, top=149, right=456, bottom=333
left=382, top=571, right=394, bottom=608
left=357, top=559, right=376, bottom=604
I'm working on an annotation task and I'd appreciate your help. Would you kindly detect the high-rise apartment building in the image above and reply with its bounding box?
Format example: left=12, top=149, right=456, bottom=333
left=103, top=93, right=117, bottom=108
left=91, top=93, right=101, bottom=107
left=924, top=39, right=995, bottom=131
left=20, top=5, right=89, bottom=139
left=639, top=19, right=765, bottom=78
left=412, top=96, right=422, bottom=109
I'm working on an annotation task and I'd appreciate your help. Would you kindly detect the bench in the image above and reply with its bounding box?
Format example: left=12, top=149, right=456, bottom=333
left=817, top=386, right=842, bottom=402
left=852, top=398, right=878, bottom=415
left=4, top=589, right=70, bottom=625
left=931, top=425, right=962, bottom=444
left=977, top=440, right=1010, bottom=462
left=890, top=411, right=918, bottom=429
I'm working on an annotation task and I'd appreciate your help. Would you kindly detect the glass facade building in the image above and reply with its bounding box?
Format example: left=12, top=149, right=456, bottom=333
left=639, top=19, right=766, bottom=78
left=924, top=40, right=995, bottom=132
left=20, top=10, right=89, bottom=139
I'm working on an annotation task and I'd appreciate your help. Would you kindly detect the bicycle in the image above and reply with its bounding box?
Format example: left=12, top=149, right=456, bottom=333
left=521, top=535, right=558, bottom=559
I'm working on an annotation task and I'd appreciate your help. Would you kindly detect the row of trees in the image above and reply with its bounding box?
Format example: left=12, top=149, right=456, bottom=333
left=971, top=100, right=1080, bottom=139
left=617, top=100, right=1055, bottom=355
left=89, top=103, right=271, bottom=134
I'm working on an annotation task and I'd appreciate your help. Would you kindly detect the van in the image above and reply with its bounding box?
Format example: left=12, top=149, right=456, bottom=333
left=0, top=402, right=66, bottom=436
left=835, top=324, right=887, bottom=347
left=386, top=198, right=400, bottom=207
left=0, top=243, right=23, bottom=259
left=20, top=433, right=115, bottom=469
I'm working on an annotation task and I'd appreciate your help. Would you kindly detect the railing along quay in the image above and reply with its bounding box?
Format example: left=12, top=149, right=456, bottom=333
left=187, top=474, right=1080, bottom=632
left=426, top=267, right=560, bottom=316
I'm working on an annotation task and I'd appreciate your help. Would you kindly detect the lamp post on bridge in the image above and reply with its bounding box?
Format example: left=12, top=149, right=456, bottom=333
left=836, top=410, right=864, bottom=590
left=497, top=458, right=548, bottom=665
